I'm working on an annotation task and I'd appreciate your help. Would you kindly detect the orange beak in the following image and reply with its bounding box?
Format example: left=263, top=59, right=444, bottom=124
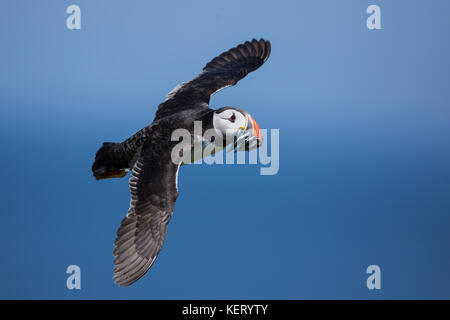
left=247, top=114, right=262, bottom=140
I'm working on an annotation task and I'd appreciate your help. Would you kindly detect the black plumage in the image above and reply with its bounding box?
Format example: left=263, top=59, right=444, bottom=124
left=92, top=39, right=271, bottom=286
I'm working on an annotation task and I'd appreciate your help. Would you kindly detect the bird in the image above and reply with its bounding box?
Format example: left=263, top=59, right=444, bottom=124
left=92, top=38, right=271, bottom=286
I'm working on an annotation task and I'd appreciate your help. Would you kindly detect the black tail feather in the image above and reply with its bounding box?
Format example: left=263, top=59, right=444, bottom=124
left=92, top=142, right=129, bottom=180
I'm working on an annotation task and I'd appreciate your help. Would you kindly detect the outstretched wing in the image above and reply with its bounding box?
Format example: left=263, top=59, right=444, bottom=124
left=113, top=139, right=180, bottom=286
left=155, top=38, right=271, bottom=120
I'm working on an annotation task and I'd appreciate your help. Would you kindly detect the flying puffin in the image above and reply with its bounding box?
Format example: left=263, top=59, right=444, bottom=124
left=92, top=39, right=271, bottom=286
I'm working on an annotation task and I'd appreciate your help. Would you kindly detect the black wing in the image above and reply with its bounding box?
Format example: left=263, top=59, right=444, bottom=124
left=155, top=38, right=271, bottom=120
left=113, top=139, right=179, bottom=286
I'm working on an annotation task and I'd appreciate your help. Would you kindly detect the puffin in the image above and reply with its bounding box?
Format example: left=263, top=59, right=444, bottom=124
left=92, top=39, right=271, bottom=286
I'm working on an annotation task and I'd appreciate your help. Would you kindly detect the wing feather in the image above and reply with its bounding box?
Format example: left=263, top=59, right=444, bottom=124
left=155, top=38, right=271, bottom=120
left=113, top=141, right=179, bottom=286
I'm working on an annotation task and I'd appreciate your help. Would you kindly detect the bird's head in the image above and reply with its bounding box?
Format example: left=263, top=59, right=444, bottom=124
left=212, top=107, right=262, bottom=151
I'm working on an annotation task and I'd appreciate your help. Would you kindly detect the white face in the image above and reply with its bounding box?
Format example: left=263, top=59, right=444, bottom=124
left=212, top=109, right=247, bottom=136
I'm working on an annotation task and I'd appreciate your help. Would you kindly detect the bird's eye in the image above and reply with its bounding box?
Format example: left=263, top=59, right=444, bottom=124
left=229, top=113, right=236, bottom=123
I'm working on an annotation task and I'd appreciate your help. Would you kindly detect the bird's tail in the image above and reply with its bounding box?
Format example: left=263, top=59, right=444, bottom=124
left=92, top=142, right=129, bottom=180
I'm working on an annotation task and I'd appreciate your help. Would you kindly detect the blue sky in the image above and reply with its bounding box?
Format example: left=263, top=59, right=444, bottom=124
left=0, top=0, right=449, bottom=299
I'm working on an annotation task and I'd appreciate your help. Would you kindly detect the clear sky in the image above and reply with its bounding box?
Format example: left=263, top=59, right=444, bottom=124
left=1, top=0, right=450, bottom=299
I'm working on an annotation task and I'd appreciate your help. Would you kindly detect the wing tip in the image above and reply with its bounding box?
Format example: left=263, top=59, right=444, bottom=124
left=113, top=256, right=156, bottom=287
left=203, top=38, right=271, bottom=72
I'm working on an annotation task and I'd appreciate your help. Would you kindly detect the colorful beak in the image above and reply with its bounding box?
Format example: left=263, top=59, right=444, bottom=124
left=228, top=113, right=263, bottom=153
left=246, top=114, right=262, bottom=140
